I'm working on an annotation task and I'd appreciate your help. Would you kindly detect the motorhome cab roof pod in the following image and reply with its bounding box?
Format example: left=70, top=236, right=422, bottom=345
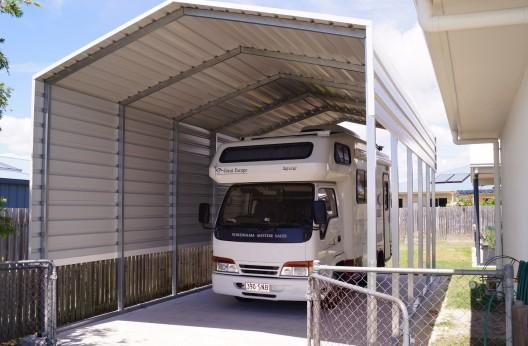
left=209, top=125, right=390, bottom=184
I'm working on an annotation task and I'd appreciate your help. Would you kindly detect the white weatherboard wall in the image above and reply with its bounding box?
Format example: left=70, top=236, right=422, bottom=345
left=32, top=82, right=119, bottom=263
left=500, top=67, right=528, bottom=263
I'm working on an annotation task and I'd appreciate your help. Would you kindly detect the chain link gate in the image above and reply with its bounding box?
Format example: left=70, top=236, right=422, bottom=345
left=307, top=262, right=514, bottom=346
left=0, top=260, right=57, bottom=345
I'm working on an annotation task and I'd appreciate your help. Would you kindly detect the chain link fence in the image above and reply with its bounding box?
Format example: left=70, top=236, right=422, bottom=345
left=0, top=260, right=57, bottom=345
left=307, top=263, right=514, bottom=346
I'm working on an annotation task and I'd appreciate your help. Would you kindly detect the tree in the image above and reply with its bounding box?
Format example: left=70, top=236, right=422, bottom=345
left=0, top=0, right=40, bottom=118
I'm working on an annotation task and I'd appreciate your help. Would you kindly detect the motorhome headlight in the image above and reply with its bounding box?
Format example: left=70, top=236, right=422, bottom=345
left=213, top=256, right=238, bottom=273
left=280, top=261, right=313, bottom=277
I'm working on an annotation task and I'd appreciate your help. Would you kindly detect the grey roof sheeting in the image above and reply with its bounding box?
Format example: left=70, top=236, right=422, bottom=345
left=34, top=0, right=435, bottom=167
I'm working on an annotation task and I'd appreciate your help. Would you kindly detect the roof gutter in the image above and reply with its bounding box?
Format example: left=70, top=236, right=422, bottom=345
left=416, top=0, right=528, bottom=32
left=451, top=129, right=497, bottom=145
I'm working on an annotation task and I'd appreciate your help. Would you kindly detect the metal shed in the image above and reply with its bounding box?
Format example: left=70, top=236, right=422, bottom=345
left=31, top=0, right=436, bottom=313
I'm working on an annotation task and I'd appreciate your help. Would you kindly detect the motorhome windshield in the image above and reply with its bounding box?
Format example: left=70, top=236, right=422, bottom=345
left=215, top=183, right=314, bottom=243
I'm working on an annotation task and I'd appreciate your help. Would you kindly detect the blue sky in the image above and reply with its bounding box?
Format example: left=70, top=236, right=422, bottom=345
left=0, top=0, right=472, bottom=177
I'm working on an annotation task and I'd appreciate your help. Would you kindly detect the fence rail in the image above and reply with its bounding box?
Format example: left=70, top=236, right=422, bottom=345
left=0, top=260, right=56, bottom=345
left=0, top=208, right=29, bottom=262
left=399, top=206, right=494, bottom=240
left=308, top=263, right=514, bottom=346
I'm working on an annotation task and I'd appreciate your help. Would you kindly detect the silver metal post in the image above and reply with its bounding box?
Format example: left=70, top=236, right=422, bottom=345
left=493, top=141, right=503, bottom=270
left=117, top=104, right=125, bottom=310
left=417, top=159, right=423, bottom=269
left=210, top=132, right=218, bottom=223
left=425, top=166, right=431, bottom=269
left=432, top=170, right=436, bottom=268
left=312, top=260, right=321, bottom=346
left=390, top=134, right=400, bottom=337
left=504, top=263, right=514, bottom=346
left=41, top=82, right=52, bottom=259
left=171, top=121, right=179, bottom=295
left=407, top=148, right=414, bottom=301
left=365, top=23, right=377, bottom=345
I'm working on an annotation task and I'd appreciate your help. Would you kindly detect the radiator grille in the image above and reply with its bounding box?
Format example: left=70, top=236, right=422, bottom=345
left=239, top=264, right=279, bottom=276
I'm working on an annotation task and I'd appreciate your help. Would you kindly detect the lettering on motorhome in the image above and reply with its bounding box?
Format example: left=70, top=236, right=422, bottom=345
left=215, top=167, right=248, bottom=175
left=282, top=166, right=297, bottom=171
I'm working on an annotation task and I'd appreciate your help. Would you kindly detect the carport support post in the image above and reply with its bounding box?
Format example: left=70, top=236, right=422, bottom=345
left=41, top=82, right=51, bottom=259
left=171, top=121, right=179, bottom=295
left=493, top=140, right=503, bottom=270
left=432, top=171, right=436, bottom=268
left=406, top=148, right=414, bottom=301
left=425, top=166, right=431, bottom=269
left=390, top=134, right=400, bottom=337
left=117, top=104, right=125, bottom=311
left=365, top=23, right=377, bottom=345
left=210, top=132, right=218, bottom=222
left=417, top=159, right=423, bottom=269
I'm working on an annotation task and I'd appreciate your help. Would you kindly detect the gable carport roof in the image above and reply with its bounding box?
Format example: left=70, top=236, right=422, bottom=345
left=34, top=0, right=435, bottom=167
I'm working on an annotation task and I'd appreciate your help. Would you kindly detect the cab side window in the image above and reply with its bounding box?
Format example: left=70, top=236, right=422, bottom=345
left=318, top=188, right=338, bottom=219
left=334, top=142, right=351, bottom=165
left=383, top=173, right=390, bottom=210
left=356, top=169, right=367, bottom=204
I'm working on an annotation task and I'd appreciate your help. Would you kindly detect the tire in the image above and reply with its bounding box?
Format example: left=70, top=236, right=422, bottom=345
left=377, top=251, right=386, bottom=268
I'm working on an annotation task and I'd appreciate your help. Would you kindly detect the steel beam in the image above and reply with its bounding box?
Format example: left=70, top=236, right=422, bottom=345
left=241, top=47, right=364, bottom=73
left=407, top=148, right=414, bottom=301
left=122, top=47, right=242, bottom=105
left=46, top=9, right=185, bottom=84
left=247, top=106, right=331, bottom=137
left=175, top=74, right=282, bottom=121
left=365, top=24, right=377, bottom=345
left=183, top=8, right=366, bottom=39
left=215, top=92, right=311, bottom=132
left=117, top=104, right=125, bottom=310
left=390, top=134, right=400, bottom=337
left=41, top=82, right=51, bottom=259
left=425, top=165, right=431, bottom=269
left=171, top=120, right=179, bottom=295
left=284, top=74, right=365, bottom=94
left=493, top=141, right=502, bottom=270
left=473, top=173, right=481, bottom=265
left=432, top=169, right=436, bottom=268
left=210, top=132, right=218, bottom=224
left=417, top=158, right=423, bottom=269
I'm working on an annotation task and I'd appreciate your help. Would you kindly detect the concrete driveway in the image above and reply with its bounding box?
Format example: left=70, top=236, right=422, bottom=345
left=58, top=288, right=307, bottom=346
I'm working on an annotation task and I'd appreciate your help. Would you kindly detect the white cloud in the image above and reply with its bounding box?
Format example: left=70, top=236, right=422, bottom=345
left=0, top=116, right=32, bottom=158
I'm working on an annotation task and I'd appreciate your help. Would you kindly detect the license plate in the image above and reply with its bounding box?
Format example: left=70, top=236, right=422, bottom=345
left=245, top=282, right=271, bottom=293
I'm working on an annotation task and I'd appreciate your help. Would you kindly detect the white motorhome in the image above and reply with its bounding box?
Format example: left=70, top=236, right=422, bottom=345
left=199, top=125, right=391, bottom=301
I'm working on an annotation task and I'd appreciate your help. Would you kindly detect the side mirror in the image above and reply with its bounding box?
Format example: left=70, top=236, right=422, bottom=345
left=312, top=200, right=328, bottom=225
left=198, top=203, right=211, bottom=226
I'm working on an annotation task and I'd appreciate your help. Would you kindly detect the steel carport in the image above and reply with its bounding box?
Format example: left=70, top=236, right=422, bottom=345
left=31, top=0, right=437, bottom=319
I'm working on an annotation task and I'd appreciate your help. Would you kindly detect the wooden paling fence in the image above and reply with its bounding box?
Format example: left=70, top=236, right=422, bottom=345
left=0, top=208, right=29, bottom=262
left=399, top=206, right=495, bottom=241
left=56, top=243, right=213, bottom=326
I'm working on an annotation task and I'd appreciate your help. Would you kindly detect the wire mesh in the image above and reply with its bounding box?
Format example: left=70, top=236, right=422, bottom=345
left=308, top=267, right=509, bottom=346
left=0, top=260, right=56, bottom=345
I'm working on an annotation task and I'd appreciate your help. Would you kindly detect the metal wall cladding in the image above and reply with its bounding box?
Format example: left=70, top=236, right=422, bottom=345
left=31, top=83, right=119, bottom=261
left=123, top=107, right=171, bottom=254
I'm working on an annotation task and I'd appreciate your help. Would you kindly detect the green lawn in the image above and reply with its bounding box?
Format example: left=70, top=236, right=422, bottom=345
left=395, top=239, right=473, bottom=269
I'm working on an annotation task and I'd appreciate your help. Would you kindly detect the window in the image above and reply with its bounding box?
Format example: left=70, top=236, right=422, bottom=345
left=334, top=142, right=351, bottom=165
left=383, top=173, right=390, bottom=210
left=219, top=142, right=313, bottom=163
left=217, top=183, right=314, bottom=227
left=317, top=188, right=338, bottom=219
left=356, top=169, right=367, bottom=204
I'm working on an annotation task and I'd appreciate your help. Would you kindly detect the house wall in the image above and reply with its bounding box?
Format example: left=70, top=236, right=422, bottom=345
left=0, top=179, right=29, bottom=208
left=501, top=67, right=528, bottom=263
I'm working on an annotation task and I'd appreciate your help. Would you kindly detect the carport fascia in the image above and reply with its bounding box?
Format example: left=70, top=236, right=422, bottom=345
left=32, top=0, right=437, bottom=312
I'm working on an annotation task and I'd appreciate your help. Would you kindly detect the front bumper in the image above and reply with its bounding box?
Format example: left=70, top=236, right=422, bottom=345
left=212, top=272, right=308, bottom=301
